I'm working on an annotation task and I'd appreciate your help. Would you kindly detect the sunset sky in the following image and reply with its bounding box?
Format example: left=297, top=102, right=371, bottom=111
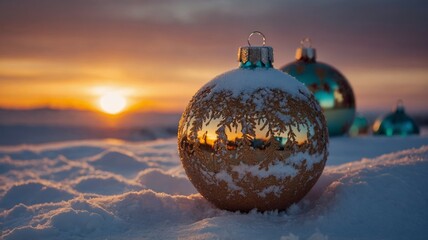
left=0, top=0, right=427, bottom=114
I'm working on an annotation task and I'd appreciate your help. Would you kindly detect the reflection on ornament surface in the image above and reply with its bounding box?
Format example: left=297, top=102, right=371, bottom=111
left=349, top=114, right=370, bottom=136
left=281, top=39, right=355, bottom=136
left=373, top=101, right=419, bottom=136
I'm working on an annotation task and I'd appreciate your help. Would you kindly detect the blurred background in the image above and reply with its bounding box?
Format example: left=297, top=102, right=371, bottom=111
left=1, top=0, right=427, bottom=145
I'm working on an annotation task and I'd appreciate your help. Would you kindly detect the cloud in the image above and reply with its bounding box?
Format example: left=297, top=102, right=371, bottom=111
left=0, top=0, right=427, bottom=111
left=1, top=0, right=427, bottom=66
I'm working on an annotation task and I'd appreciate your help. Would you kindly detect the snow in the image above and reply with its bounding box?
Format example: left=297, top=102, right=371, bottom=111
left=199, top=68, right=312, bottom=99
left=215, top=170, right=243, bottom=193
left=1, top=135, right=428, bottom=239
left=88, top=150, right=149, bottom=177
left=0, top=181, right=75, bottom=209
left=287, top=151, right=324, bottom=170
left=72, top=176, right=142, bottom=195
left=232, top=161, right=298, bottom=180
left=136, top=169, right=197, bottom=195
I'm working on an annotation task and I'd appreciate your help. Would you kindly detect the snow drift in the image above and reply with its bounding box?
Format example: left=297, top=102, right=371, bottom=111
left=0, top=137, right=427, bottom=239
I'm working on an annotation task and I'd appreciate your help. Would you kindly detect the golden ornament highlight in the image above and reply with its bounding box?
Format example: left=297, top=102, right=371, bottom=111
left=178, top=32, right=329, bottom=211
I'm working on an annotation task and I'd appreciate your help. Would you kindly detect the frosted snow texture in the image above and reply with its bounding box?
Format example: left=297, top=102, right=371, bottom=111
left=1, top=137, right=428, bottom=239
left=198, top=68, right=312, bottom=99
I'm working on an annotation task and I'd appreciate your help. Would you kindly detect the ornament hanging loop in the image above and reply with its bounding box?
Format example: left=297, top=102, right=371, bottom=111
left=300, top=37, right=312, bottom=48
left=248, top=31, right=266, bottom=46
left=395, top=99, right=405, bottom=112
left=238, top=31, right=273, bottom=68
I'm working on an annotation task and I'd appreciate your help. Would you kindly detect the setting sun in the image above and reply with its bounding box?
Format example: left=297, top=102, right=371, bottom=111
left=99, top=92, right=127, bottom=114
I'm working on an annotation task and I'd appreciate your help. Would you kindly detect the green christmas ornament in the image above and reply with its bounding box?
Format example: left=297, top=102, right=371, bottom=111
left=348, top=114, right=370, bottom=136
left=280, top=38, right=356, bottom=136
left=373, top=100, right=420, bottom=136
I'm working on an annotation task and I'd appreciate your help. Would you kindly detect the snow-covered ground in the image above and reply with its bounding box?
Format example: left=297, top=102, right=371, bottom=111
left=1, top=135, right=428, bottom=240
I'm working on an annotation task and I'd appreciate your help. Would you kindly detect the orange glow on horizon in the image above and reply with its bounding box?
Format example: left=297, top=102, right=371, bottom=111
left=0, top=57, right=211, bottom=113
left=0, top=58, right=427, bottom=114
left=0, top=1, right=428, bottom=116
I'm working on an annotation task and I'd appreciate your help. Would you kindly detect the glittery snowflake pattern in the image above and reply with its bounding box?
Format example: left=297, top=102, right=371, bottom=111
left=178, top=70, right=329, bottom=211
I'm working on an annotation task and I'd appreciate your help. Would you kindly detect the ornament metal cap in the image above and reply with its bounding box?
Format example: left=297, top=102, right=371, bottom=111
left=394, top=99, right=405, bottom=113
left=295, top=37, right=316, bottom=62
left=238, top=31, right=274, bottom=68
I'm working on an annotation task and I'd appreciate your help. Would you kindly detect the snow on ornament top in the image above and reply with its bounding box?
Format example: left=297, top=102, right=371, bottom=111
left=198, top=68, right=313, bottom=100
left=178, top=31, right=329, bottom=212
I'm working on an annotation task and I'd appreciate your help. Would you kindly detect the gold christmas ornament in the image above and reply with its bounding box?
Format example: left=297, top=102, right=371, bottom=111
left=178, top=32, right=329, bottom=212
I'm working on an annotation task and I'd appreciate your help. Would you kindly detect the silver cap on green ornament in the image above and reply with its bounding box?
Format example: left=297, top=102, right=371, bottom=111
left=295, top=37, right=316, bottom=62
left=238, top=31, right=273, bottom=69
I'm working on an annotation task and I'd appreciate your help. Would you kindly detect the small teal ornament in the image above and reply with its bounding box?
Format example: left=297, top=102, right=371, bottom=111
left=349, top=114, right=370, bottom=136
left=280, top=38, right=356, bottom=136
left=373, top=100, right=420, bottom=136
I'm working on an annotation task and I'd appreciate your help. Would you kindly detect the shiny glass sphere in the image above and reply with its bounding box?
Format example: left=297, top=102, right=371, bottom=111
left=281, top=44, right=355, bottom=136
left=348, top=114, right=370, bottom=136
left=178, top=67, right=329, bottom=212
left=373, top=102, right=419, bottom=136
left=178, top=34, right=329, bottom=212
